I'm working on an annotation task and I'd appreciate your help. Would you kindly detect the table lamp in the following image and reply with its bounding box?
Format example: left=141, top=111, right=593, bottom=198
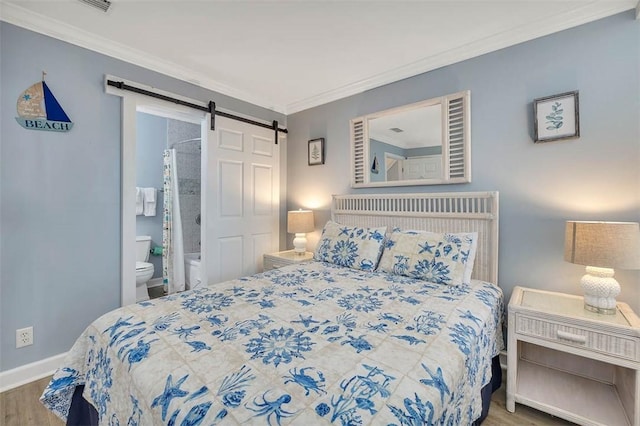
left=288, top=209, right=314, bottom=254
left=564, top=221, right=640, bottom=314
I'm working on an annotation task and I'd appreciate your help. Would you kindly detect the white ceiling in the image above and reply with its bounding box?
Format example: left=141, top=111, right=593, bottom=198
left=1, top=1, right=637, bottom=114
left=369, top=103, right=441, bottom=149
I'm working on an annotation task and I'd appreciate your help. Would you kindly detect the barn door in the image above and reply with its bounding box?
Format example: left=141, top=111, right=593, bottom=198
left=201, top=115, right=279, bottom=284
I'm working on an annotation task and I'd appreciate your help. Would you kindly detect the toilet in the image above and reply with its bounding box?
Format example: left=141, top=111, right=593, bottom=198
left=135, top=235, right=154, bottom=302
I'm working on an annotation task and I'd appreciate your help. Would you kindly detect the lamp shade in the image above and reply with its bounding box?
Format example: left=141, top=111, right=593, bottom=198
left=287, top=210, right=314, bottom=233
left=564, top=221, right=640, bottom=270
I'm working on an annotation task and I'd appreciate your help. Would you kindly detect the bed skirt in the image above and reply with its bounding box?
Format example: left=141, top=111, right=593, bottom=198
left=64, top=356, right=502, bottom=425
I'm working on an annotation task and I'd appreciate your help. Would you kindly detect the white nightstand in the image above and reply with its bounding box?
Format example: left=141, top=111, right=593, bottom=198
left=507, top=286, right=640, bottom=426
left=263, top=250, right=314, bottom=271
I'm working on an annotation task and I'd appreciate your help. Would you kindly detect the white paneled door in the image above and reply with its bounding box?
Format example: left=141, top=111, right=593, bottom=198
left=202, top=115, right=280, bottom=285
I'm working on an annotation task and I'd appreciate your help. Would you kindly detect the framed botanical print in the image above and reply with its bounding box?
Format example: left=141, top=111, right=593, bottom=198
left=533, top=91, right=580, bottom=143
left=308, top=138, right=325, bottom=165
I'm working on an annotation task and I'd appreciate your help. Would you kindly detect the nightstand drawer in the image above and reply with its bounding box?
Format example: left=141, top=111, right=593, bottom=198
left=264, top=258, right=289, bottom=270
left=263, top=250, right=314, bottom=271
left=515, top=314, right=639, bottom=362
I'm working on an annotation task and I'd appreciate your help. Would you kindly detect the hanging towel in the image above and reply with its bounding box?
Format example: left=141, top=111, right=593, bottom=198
left=143, top=187, right=157, bottom=216
left=135, top=187, right=144, bottom=215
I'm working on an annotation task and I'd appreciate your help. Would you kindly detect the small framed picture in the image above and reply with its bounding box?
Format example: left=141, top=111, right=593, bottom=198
left=308, top=138, right=325, bottom=165
left=533, top=91, right=580, bottom=143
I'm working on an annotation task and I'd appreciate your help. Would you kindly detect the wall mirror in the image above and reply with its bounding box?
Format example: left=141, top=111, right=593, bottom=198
left=350, top=90, right=471, bottom=187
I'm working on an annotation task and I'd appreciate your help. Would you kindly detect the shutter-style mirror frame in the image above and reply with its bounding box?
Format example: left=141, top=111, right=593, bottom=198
left=350, top=90, right=471, bottom=188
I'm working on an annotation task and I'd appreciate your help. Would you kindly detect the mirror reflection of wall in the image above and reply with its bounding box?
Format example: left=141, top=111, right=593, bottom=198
left=368, top=102, right=442, bottom=182
left=402, top=154, right=442, bottom=180
left=369, top=139, right=443, bottom=182
left=384, top=153, right=403, bottom=181
left=351, top=90, right=470, bottom=188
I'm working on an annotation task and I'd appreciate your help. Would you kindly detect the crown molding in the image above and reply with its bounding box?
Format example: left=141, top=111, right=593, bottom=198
left=284, top=2, right=635, bottom=114
left=1, top=1, right=634, bottom=115
left=0, top=1, right=286, bottom=114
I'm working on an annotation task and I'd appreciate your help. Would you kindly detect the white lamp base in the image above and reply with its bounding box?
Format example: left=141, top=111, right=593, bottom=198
left=580, top=266, right=620, bottom=315
left=292, top=233, right=307, bottom=254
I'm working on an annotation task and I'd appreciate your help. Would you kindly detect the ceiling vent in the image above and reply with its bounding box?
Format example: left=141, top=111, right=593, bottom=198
left=390, top=127, right=404, bottom=133
left=78, top=0, right=111, bottom=12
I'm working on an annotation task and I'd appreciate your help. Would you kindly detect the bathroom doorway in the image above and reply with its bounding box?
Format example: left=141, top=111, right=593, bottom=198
left=111, top=84, right=207, bottom=306
left=108, top=77, right=282, bottom=306
left=136, top=112, right=203, bottom=298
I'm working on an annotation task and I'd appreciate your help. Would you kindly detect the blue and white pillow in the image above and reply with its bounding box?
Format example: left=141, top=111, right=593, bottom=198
left=314, top=221, right=387, bottom=271
left=378, top=228, right=477, bottom=286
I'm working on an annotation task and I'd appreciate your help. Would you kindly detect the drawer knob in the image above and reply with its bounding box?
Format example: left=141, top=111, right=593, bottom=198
left=557, top=330, right=586, bottom=344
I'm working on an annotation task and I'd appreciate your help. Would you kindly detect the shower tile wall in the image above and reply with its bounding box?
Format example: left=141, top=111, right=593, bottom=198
left=167, top=119, right=201, bottom=255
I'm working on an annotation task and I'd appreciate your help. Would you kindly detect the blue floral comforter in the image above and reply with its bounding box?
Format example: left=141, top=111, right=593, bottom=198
left=41, top=261, right=503, bottom=425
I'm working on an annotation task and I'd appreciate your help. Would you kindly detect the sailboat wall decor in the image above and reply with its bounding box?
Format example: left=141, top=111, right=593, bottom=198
left=16, top=76, right=73, bottom=132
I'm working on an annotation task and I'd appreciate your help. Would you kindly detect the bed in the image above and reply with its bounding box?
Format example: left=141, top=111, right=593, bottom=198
left=41, top=191, right=504, bottom=425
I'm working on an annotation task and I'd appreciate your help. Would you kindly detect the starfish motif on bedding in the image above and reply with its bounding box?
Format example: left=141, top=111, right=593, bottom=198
left=151, top=374, right=189, bottom=420
left=291, top=314, right=319, bottom=328
left=418, top=241, right=436, bottom=254
left=419, top=364, right=450, bottom=404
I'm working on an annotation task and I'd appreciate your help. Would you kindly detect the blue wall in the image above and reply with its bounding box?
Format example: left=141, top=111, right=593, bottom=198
left=406, top=146, right=441, bottom=157
left=286, top=11, right=640, bottom=312
left=0, top=22, right=284, bottom=371
left=369, top=139, right=406, bottom=182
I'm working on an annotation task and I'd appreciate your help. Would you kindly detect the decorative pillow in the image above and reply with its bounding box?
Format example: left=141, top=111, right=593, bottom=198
left=314, top=221, right=387, bottom=271
left=462, top=233, right=478, bottom=284
left=378, top=228, right=478, bottom=286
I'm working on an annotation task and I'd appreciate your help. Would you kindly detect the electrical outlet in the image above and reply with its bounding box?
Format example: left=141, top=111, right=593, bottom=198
left=16, top=326, right=33, bottom=348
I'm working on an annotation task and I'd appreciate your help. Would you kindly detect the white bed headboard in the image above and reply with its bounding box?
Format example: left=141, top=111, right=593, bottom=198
left=331, top=191, right=499, bottom=285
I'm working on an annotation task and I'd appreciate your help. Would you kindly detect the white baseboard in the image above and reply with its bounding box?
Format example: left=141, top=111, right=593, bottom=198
left=0, top=352, right=67, bottom=393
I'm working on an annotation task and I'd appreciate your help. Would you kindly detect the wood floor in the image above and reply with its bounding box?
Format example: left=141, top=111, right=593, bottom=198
left=1, top=375, right=574, bottom=426
left=1, top=376, right=63, bottom=426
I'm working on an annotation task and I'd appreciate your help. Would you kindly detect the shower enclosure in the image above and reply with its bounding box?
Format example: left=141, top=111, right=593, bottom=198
left=171, top=137, right=201, bottom=255
left=163, top=119, right=201, bottom=294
